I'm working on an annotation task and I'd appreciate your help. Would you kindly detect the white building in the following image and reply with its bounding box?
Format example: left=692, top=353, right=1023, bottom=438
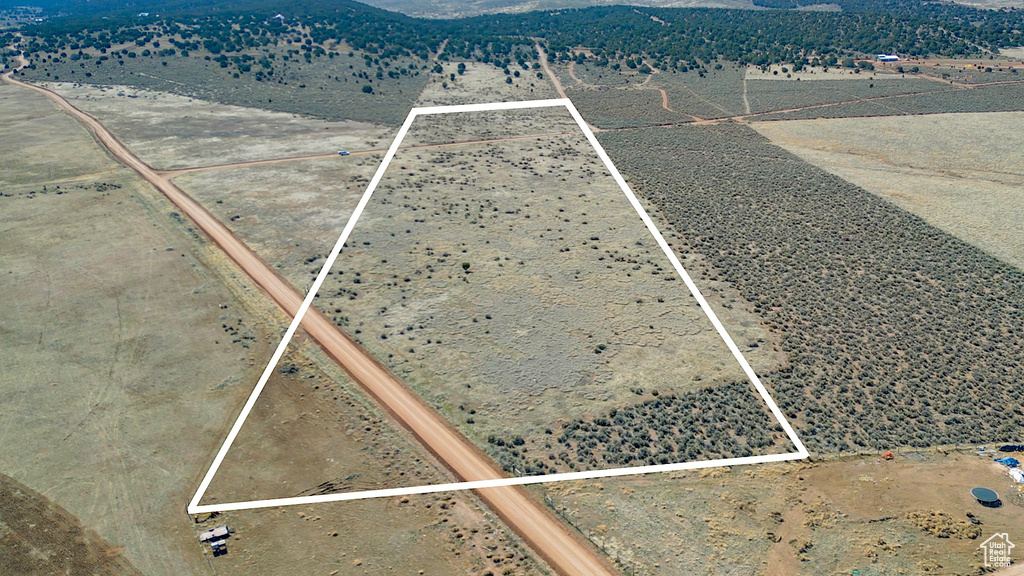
left=876, top=54, right=900, bottom=62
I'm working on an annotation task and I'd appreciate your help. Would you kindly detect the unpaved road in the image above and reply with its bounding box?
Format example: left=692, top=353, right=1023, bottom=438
left=536, top=42, right=567, bottom=100
left=2, top=68, right=619, bottom=576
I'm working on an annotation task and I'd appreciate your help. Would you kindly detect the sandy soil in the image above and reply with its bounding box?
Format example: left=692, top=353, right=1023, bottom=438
left=538, top=450, right=1024, bottom=575
left=752, top=111, right=1024, bottom=271
left=37, top=82, right=394, bottom=170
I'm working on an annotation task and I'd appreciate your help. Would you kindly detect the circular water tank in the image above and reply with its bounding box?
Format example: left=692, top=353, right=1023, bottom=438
left=971, top=487, right=999, bottom=503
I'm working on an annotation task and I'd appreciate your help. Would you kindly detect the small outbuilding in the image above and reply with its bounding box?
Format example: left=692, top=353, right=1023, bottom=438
left=876, top=54, right=900, bottom=62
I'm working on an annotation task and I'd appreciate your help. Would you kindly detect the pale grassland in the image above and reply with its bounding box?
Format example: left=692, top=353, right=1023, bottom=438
left=415, top=60, right=558, bottom=107
left=753, top=111, right=1024, bottom=271
left=1001, top=46, right=1024, bottom=59
left=0, top=80, right=545, bottom=576
left=39, top=82, right=393, bottom=170
left=0, top=82, right=267, bottom=576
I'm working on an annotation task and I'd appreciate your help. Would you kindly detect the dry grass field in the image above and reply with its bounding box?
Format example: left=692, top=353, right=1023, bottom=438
left=38, top=82, right=393, bottom=170
left=0, top=81, right=268, bottom=575
left=415, top=61, right=558, bottom=107
left=174, top=104, right=790, bottom=479
left=173, top=155, right=382, bottom=289
left=0, top=80, right=546, bottom=576
left=752, top=111, right=1024, bottom=272
left=310, top=111, right=788, bottom=473
left=534, top=449, right=1024, bottom=575
left=201, top=345, right=548, bottom=576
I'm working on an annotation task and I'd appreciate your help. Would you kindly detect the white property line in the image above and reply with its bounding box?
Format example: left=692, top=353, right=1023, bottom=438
left=187, top=98, right=808, bottom=515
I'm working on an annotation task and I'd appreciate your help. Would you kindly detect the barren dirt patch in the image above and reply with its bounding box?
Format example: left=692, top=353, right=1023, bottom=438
left=537, top=450, right=1023, bottom=575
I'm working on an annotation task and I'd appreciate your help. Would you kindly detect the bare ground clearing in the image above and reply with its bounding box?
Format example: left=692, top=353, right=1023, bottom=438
left=537, top=450, right=1023, bottom=575
left=37, top=82, right=393, bottom=170
left=753, top=112, right=1024, bottom=271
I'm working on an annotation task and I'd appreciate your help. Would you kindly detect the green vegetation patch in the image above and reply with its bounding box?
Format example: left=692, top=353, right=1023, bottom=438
left=600, top=123, right=1024, bottom=454
left=652, top=65, right=747, bottom=119
left=488, top=381, right=793, bottom=476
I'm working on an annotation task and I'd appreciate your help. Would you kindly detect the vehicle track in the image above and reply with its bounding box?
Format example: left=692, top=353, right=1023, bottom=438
left=2, top=68, right=620, bottom=576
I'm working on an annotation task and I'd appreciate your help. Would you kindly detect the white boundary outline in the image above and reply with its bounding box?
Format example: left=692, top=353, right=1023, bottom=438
left=187, top=98, right=808, bottom=515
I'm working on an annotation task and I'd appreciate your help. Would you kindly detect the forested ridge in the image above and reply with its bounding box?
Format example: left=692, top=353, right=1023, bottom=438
left=6, top=0, right=1024, bottom=74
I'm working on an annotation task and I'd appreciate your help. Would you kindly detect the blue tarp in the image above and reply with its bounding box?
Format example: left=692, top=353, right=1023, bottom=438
left=994, top=457, right=1020, bottom=467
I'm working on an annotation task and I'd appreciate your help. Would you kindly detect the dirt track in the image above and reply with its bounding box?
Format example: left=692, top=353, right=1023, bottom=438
left=2, top=68, right=620, bottom=576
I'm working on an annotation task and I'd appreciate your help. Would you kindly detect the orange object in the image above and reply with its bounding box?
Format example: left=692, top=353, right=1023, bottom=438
left=883, top=452, right=894, bottom=460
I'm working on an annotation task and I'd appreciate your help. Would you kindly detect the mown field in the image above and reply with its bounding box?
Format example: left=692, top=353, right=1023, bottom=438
left=599, top=123, right=1024, bottom=454
left=753, top=111, right=1024, bottom=273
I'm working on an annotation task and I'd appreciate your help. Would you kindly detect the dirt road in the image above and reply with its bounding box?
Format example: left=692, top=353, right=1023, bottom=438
left=1, top=69, right=620, bottom=576
left=535, top=42, right=567, bottom=99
